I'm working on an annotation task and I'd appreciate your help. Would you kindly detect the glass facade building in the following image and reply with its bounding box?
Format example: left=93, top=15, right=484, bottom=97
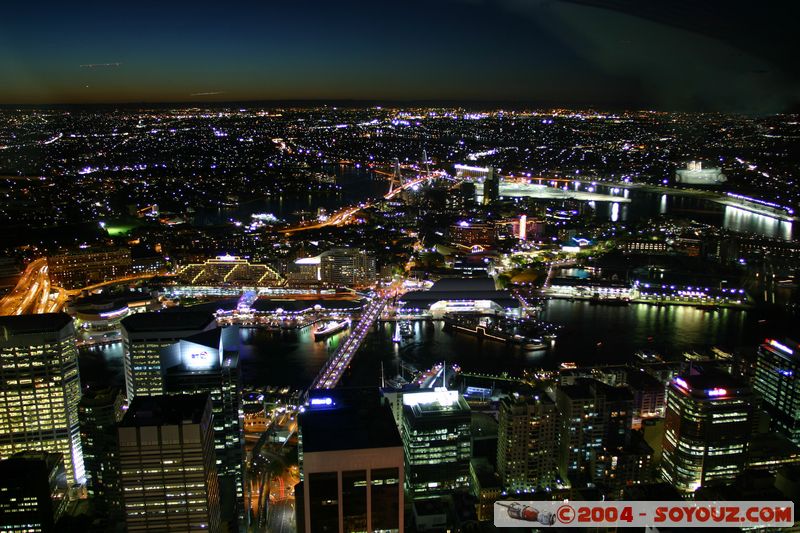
left=120, top=311, right=216, bottom=399
left=0, top=314, right=84, bottom=485
left=753, top=338, right=800, bottom=444
left=78, top=386, right=126, bottom=516
left=401, top=389, right=472, bottom=498
left=660, top=370, right=754, bottom=494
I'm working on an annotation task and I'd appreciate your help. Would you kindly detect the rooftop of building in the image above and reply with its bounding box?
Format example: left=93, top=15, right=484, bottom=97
left=121, top=310, right=215, bottom=333
left=403, top=389, right=471, bottom=418
left=300, top=388, right=402, bottom=454
left=399, top=277, right=519, bottom=308
left=120, top=393, right=211, bottom=427
left=428, top=277, right=496, bottom=292
left=671, top=366, right=752, bottom=400
left=0, top=312, right=73, bottom=335
left=748, top=433, right=800, bottom=463
left=558, top=378, right=634, bottom=403
left=470, top=458, right=501, bottom=490
left=761, top=338, right=800, bottom=360
left=78, top=386, right=123, bottom=406
left=69, top=292, right=155, bottom=310
left=0, top=451, right=64, bottom=478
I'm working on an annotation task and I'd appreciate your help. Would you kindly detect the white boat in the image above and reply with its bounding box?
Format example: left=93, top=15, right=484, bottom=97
left=313, top=319, right=350, bottom=341
left=392, top=323, right=402, bottom=343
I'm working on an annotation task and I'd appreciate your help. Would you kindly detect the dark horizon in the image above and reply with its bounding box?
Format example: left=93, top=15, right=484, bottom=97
left=1, top=1, right=797, bottom=114
left=1, top=98, right=798, bottom=116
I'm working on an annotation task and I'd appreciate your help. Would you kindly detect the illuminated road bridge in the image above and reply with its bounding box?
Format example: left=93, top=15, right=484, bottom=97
left=310, top=296, right=388, bottom=390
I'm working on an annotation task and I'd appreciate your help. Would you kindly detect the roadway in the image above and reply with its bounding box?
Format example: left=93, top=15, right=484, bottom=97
left=0, top=261, right=172, bottom=316
left=280, top=172, right=434, bottom=234
left=311, top=295, right=388, bottom=389
left=0, top=259, right=63, bottom=315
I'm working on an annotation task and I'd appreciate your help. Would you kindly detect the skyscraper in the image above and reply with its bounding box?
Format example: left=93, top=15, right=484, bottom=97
left=555, top=380, right=606, bottom=485
left=660, top=369, right=754, bottom=494
left=320, top=248, right=377, bottom=287
left=0, top=314, right=84, bottom=484
left=496, top=394, right=559, bottom=492
left=753, top=338, right=800, bottom=444
left=482, top=166, right=499, bottom=205
left=297, top=389, right=404, bottom=533
left=401, top=389, right=472, bottom=498
left=0, top=451, right=68, bottom=533
left=79, top=386, right=125, bottom=516
left=120, top=311, right=216, bottom=399
left=160, top=326, right=243, bottom=518
left=118, top=393, right=221, bottom=532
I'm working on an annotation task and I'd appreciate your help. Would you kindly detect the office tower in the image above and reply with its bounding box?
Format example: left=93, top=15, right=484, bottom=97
left=79, top=387, right=125, bottom=516
left=160, top=326, right=243, bottom=516
left=320, top=248, right=377, bottom=287
left=401, top=389, right=472, bottom=498
left=660, top=370, right=754, bottom=494
left=482, top=166, right=499, bottom=205
left=48, top=247, right=132, bottom=289
left=754, top=338, right=800, bottom=444
left=120, top=311, right=216, bottom=399
left=297, top=389, right=404, bottom=533
left=0, top=314, right=84, bottom=485
left=118, top=393, right=221, bottom=532
left=0, top=451, right=68, bottom=532
left=497, top=394, right=559, bottom=492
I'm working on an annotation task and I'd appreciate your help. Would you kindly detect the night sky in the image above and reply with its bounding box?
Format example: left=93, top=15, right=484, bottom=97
left=1, top=0, right=797, bottom=112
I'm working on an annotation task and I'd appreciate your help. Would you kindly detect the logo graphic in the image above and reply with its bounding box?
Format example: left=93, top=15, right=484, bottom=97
left=497, top=502, right=556, bottom=525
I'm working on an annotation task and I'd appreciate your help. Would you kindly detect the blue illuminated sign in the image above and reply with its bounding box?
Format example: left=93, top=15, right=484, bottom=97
left=310, top=397, right=334, bottom=407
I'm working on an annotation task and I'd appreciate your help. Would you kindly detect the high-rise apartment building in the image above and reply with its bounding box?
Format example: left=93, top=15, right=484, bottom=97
left=555, top=380, right=606, bottom=485
left=320, top=248, right=377, bottom=287
left=79, top=386, right=126, bottom=516
left=497, top=394, right=559, bottom=492
left=0, top=451, right=68, bottom=533
left=661, top=370, right=754, bottom=494
left=118, top=393, right=221, bottom=532
left=555, top=378, right=634, bottom=486
left=297, top=389, right=404, bottom=533
left=0, top=314, right=84, bottom=484
left=48, top=247, right=132, bottom=289
left=401, top=389, right=472, bottom=498
left=288, top=248, right=377, bottom=288
left=120, top=311, right=216, bottom=399
left=753, top=338, right=800, bottom=443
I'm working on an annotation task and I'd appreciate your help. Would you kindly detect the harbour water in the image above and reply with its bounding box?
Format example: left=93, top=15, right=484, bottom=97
left=79, top=177, right=796, bottom=389
left=79, top=298, right=794, bottom=390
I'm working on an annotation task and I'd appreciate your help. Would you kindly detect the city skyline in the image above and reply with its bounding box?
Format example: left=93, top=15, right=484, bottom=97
left=1, top=3, right=799, bottom=529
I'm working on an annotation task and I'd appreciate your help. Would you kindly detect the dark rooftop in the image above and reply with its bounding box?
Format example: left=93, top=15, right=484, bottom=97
left=120, top=393, right=211, bottom=427
left=300, top=388, right=402, bottom=453
left=673, top=366, right=751, bottom=398
left=400, top=277, right=520, bottom=310
left=0, top=313, right=73, bottom=336
left=428, top=277, right=496, bottom=292
left=121, top=310, right=215, bottom=333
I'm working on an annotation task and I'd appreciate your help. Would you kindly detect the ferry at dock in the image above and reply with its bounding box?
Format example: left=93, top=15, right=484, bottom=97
left=313, top=319, right=350, bottom=341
